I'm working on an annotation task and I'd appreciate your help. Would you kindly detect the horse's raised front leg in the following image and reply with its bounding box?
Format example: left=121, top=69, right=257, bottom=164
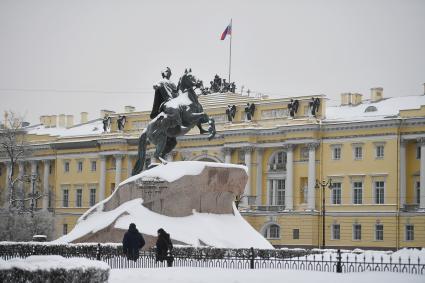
left=197, top=122, right=208, bottom=134
left=207, top=117, right=216, bottom=140
left=154, top=135, right=167, bottom=164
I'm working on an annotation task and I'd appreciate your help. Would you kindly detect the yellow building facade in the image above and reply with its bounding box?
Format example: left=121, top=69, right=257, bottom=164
left=1, top=88, right=425, bottom=249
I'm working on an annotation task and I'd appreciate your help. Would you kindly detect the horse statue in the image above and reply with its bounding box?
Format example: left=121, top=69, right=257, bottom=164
left=132, top=69, right=216, bottom=175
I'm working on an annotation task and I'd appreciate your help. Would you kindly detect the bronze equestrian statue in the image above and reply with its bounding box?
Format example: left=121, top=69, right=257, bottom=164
left=132, top=69, right=216, bottom=175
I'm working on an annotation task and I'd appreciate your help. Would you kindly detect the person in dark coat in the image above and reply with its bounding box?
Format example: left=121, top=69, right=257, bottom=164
left=122, top=223, right=145, bottom=261
left=155, top=228, right=173, bottom=263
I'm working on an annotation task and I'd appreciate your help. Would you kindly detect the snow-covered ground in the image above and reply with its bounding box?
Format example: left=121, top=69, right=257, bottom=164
left=304, top=248, right=425, bottom=264
left=109, top=268, right=424, bottom=283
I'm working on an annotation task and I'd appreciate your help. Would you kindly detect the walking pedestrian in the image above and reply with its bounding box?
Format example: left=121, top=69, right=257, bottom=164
left=156, top=228, right=173, bottom=265
left=122, top=223, right=145, bottom=261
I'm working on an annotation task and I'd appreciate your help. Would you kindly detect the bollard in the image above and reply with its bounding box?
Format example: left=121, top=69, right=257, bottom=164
left=336, top=249, right=342, bottom=273
left=96, top=243, right=101, bottom=261
left=166, top=251, right=174, bottom=267
left=250, top=247, right=255, bottom=269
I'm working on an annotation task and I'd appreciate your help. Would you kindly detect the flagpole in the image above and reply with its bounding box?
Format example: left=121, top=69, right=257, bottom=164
left=228, top=19, right=232, bottom=84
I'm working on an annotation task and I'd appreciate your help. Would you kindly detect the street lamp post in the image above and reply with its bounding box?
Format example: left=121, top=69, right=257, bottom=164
left=315, top=178, right=332, bottom=249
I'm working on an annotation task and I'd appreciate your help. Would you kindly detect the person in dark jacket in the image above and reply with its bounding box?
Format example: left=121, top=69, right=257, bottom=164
left=155, top=228, right=173, bottom=263
left=122, top=223, right=145, bottom=261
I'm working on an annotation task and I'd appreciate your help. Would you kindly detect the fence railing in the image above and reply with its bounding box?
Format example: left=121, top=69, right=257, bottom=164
left=0, top=242, right=424, bottom=275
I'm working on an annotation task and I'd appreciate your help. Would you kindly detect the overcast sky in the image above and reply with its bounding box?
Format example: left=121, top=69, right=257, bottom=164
left=1, top=0, right=424, bottom=124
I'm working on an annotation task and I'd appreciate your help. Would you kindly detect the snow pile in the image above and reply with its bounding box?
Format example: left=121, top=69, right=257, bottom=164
left=0, top=255, right=109, bottom=271
left=122, top=160, right=247, bottom=185
left=55, top=161, right=271, bottom=249
left=0, top=255, right=109, bottom=283
left=109, top=268, right=424, bottom=283
left=56, top=198, right=272, bottom=249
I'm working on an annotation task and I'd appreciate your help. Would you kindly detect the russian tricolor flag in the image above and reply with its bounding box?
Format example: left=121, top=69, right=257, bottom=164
left=220, top=22, right=232, bottom=40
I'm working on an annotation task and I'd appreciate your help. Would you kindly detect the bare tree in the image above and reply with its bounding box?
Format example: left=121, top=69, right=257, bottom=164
left=0, top=111, right=54, bottom=241
left=0, top=111, right=29, bottom=211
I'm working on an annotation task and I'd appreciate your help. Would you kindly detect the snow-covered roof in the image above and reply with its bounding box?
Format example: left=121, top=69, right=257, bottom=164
left=26, top=119, right=103, bottom=137
left=24, top=95, right=425, bottom=138
left=325, top=95, right=425, bottom=122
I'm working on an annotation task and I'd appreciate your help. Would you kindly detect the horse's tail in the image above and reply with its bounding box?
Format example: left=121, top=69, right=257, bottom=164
left=132, top=130, right=148, bottom=176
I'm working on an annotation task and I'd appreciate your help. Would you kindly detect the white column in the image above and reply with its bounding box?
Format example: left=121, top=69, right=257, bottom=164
left=18, top=161, right=24, bottom=205
left=4, top=161, right=11, bottom=207
left=266, top=179, right=271, bottom=205
left=256, top=148, right=263, bottom=205
left=99, top=156, right=106, bottom=201
left=285, top=144, right=294, bottom=210
left=307, top=143, right=318, bottom=210
left=114, top=154, right=123, bottom=187
left=166, top=152, right=174, bottom=162
left=224, top=148, right=232, bottom=164
left=30, top=161, right=37, bottom=208
left=419, top=138, right=425, bottom=209
left=127, top=155, right=133, bottom=178
left=399, top=140, right=407, bottom=208
left=42, top=160, right=50, bottom=210
left=5, top=161, right=11, bottom=194
left=243, top=147, right=253, bottom=206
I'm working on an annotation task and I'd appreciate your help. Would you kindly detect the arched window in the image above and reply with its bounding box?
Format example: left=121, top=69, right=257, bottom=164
left=365, top=106, right=377, bottom=112
left=263, top=224, right=280, bottom=239
left=269, top=151, right=287, bottom=171
left=198, top=157, right=217, bottom=162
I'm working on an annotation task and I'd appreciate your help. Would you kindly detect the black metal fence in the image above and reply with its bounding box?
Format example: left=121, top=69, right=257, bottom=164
left=1, top=242, right=424, bottom=275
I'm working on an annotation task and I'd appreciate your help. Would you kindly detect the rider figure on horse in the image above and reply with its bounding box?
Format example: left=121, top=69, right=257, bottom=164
left=150, top=67, right=208, bottom=134
left=150, top=67, right=179, bottom=119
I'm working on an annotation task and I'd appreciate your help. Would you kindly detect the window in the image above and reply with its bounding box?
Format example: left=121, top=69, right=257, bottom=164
left=263, top=224, right=280, bottom=239
left=0, top=167, right=2, bottom=176
left=49, top=164, right=53, bottom=174
left=268, top=179, right=285, bottom=206
left=77, top=161, right=83, bottom=173
left=63, top=189, right=69, bottom=207
left=416, top=181, right=420, bottom=204
left=270, top=151, right=286, bottom=171
left=374, top=181, right=385, bottom=204
left=332, top=224, right=340, bottom=240
left=331, top=182, right=342, bottom=205
left=303, top=105, right=309, bottom=116
left=91, top=161, right=97, bottom=172
left=375, top=224, right=384, bottom=241
left=417, top=146, right=421, bottom=160
left=332, top=147, right=341, bottom=160
left=300, top=147, right=309, bottom=161
left=48, top=188, right=53, bottom=208
left=354, top=146, right=363, bottom=160
left=293, top=229, right=300, bottom=239
left=76, top=188, right=82, bottom=207
left=64, top=161, right=70, bottom=173
left=89, top=188, right=96, bottom=206
left=238, top=150, right=245, bottom=164
left=63, top=224, right=68, bottom=235
left=353, top=224, right=361, bottom=240
left=353, top=181, right=363, bottom=204
left=376, top=145, right=384, bottom=159
left=406, top=225, right=414, bottom=241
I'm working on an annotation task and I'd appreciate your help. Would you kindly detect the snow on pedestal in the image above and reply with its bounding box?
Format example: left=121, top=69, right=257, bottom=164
left=55, top=161, right=273, bottom=249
